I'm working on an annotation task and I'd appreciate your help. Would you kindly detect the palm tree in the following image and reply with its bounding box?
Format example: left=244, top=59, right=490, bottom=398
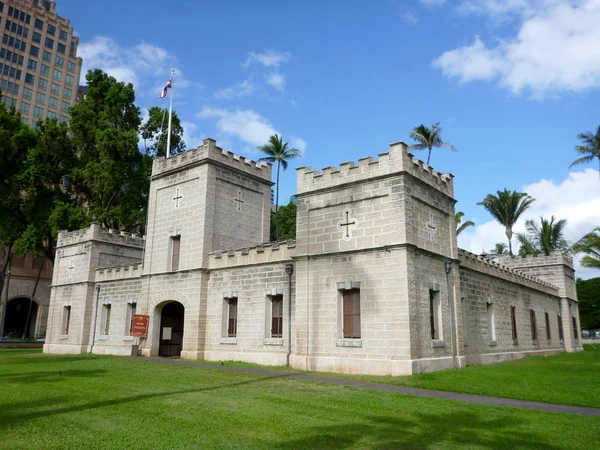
left=489, top=242, right=509, bottom=260
left=408, top=123, right=456, bottom=166
left=570, top=126, right=600, bottom=179
left=455, top=212, right=474, bottom=236
left=258, top=134, right=300, bottom=241
left=573, top=227, right=600, bottom=269
left=516, top=216, right=569, bottom=257
left=477, top=189, right=535, bottom=257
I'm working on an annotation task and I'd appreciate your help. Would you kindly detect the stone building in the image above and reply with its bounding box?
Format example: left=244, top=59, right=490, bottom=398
left=43, top=138, right=583, bottom=375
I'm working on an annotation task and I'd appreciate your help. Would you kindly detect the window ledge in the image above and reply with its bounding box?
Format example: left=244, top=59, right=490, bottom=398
left=488, top=340, right=497, bottom=347
left=532, top=339, right=538, bottom=345
left=59, top=334, right=68, bottom=340
left=264, top=338, right=283, bottom=346
left=122, top=336, right=134, bottom=342
left=220, top=337, right=237, bottom=345
left=432, top=340, right=446, bottom=348
left=97, top=335, right=109, bottom=341
left=513, top=339, right=519, bottom=345
left=336, top=339, right=362, bottom=348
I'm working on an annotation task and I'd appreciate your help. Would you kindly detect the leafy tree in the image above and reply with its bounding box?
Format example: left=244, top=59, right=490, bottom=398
left=408, top=123, right=456, bottom=166
left=516, top=216, right=569, bottom=257
left=489, top=242, right=509, bottom=260
left=573, top=227, right=600, bottom=270
left=570, top=126, right=600, bottom=179
left=69, top=70, right=151, bottom=232
left=455, top=212, right=474, bottom=236
left=576, top=277, right=600, bottom=330
left=258, top=135, right=301, bottom=241
left=270, top=201, right=296, bottom=241
left=140, top=106, right=186, bottom=157
left=478, top=189, right=535, bottom=257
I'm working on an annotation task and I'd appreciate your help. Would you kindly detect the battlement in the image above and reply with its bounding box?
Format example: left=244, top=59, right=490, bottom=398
left=208, top=240, right=296, bottom=270
left=458, top=249, right=559, bottom=295
left=95, top=263, right=142, bottom=282
left=152, top=138, right=272, bottom=182
left=56, top=222, right=145, bottom=249
left=296, top=141, right=454, bottom=197
left=499, top=251, right=574, bottom=270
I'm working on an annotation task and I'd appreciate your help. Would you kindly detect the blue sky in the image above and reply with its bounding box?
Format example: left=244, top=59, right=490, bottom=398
left=58, top=0, right=600, bottom=278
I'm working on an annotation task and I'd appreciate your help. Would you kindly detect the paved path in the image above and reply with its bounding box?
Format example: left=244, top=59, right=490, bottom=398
left=139, top=357, right=600, bottom=417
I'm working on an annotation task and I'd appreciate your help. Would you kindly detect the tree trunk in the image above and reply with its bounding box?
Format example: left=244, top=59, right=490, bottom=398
left=22, top=256, right=44, bottom=340
left=0, top=245, right=11, bottom=304
left=0, top=252, right=12, bottom=339
left=427, top=146, right=432, bottom=166
left=275, top=161, right=281, bottom=242
left=506, top=227, right=513, bottom=257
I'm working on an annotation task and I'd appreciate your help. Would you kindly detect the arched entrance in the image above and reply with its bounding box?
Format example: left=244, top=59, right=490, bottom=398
left=3, top=297, right=38, bottom=339
left=159, top=302, right=185, bottom=357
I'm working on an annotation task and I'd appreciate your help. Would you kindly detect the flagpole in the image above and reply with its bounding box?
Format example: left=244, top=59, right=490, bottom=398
left=166, top=68, right=175, bottom=158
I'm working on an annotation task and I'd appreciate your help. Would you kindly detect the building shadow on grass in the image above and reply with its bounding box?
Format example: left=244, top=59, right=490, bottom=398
left=0, top=374, right=288, bottom=430
left=271, top=412, right=564, bottom=450
left=0, top=368, right=108, bottom=384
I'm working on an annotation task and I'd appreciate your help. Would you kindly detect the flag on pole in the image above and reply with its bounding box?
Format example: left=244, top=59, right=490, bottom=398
left=158, top=75, right=173, bottom=99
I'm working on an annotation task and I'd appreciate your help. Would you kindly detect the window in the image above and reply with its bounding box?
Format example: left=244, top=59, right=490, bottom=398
left=572, top=316, right=578, bottom=341
left=30, top=45, right=39, bottom=57
left=23, top=87, right=32, bottom=99
left=270, top=295, right=283, bottom=338
left=47, top=24, right=55, bottom=36
left=63, top=87, right=72, bottom=99
left=227, top=298, right=237, bottom=337
left=25, top=73, right=34, bottom=84
left=343, top=289, right=361, bottom=339
left=57, top=43, right=65, bottom=54
left=61, top=101, right=69, bottom=112
left=34, top=18, right=43, bottom=30
left=27, top=59, right=37, bottom=70
left=545, top=312, right=551, bottom=340
left=530, top=309, right=537, bottom=341
left=43, top=50, right=51, bottom=61
left=461, top=295, right=468, bottom=346
left=429, top=289, right=441, bottom=340
left=38, top=78, right=47, bottom=90
left=487, top=302, right=496, bottom=341
left=62, top=305, right=71, bottom=335
left=32, top=31, right=41, bottom=43
left=45, top=37, right=53, bottom=49
left=20, top=101, right=29, bottom=113
left=511, top=306, right=518, bottom=340
left=51, top=82, right=59, bottom=94
left=59, top=29, right=68, bottom=41
left=67, top=61, right=76, bottom=72
left=36, top=92, right=45, bottom=104
left=55, top=56, right=64, bottom=67
left=40, top=63, right=49, bottom=75
left=126, top=302, right=137, bottom=335
left=65, top=74, right=73, bottom=85
left=47, top=111, right=56, bottom=119
left=558, top=315, right=564, bottom=341
left=49, top=96, right=58, bottom=108
left=169, top=235, right=181, bottom=271
left=101, top=304, right=111, bottom=335
left=34, top=106, right=43, bottom=118
left=60, top=115, right=68, bottom=124
left=53, top=69, right=61, bottom=81
left=21, top=117, right=28, bottom=125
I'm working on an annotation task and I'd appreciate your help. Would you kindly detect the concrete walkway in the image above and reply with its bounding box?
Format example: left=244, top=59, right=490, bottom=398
left=139, top=357, right=600, bottom=417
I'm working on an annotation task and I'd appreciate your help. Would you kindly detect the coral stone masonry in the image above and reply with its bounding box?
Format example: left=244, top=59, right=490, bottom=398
left=43, top=138, right=583, bottom=374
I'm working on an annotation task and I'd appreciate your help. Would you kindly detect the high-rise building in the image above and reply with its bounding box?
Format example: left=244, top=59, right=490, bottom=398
left=0, top=0, right=82, bottom=126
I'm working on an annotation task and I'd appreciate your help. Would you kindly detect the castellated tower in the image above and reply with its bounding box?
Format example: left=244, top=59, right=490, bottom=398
left=293, top=142, right=460, bottom=375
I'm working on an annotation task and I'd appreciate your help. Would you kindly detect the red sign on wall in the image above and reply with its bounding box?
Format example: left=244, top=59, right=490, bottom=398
left=131, top=314, right=149, bottom=337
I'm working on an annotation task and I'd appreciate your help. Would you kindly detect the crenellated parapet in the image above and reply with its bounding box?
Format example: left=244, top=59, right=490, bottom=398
left=57, top=222, right=145, bottom=250
left=458, top=249, right=559, bottom=295
left=95, top=263, right=143, bottom=282
left=296, top=141, right=454, bottom=197
left=499, top=252, right=574, bottom=270
left=152, top=138, right=272, bottom=182
left=209, top=240, right=296, bottom=270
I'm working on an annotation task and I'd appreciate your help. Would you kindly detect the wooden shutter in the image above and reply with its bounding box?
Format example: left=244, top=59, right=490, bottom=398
left=351, top=290, right=361, bottom=339
left=271, top=297, right=283, bottom=338
left=171, top=236, right=181, bottom=271
left=511, top=306, right=518, bottom=340
left=343, top=290, right=361, bottom=339
left=530, top=310, right=537, bottom=340
left=228, top=299, right=237, bottom=337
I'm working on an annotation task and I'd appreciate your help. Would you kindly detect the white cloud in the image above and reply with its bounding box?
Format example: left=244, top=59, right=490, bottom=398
left=243, top=50, right=291, bottom=68
left=458, top=169, right=600, bottom=279
left=181, top=121, right=205, bottom=150
left=214, top=80, right=254, bottom=100
left=290, top=136, right=307, bottom=154
left=420, top=0, right=447, bottom=7
left=197, top=108, right=279, bottom=147
left=266, top=73, right=286, bottom=91
left=78, top=36, right=191, bottom=97
left=434, top=0, right=600, bottom=97
left=402, top=9, right=419, bottom=24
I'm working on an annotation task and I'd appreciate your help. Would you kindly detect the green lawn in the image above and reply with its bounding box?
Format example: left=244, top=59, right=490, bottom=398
left=0, top=350, right=598, bottom=449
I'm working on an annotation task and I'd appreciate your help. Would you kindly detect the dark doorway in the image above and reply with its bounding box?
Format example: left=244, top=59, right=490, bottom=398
left=4, top=298, right=38, bottom=339
left=159, top=302, right=184, bottom=357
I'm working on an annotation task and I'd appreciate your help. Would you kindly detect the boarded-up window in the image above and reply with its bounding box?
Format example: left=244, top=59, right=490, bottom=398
left=511, top=306, right=518, bottom=340
left=572, top=316, right=578, bottom=340
left=558, top=315, right=564, bottom=341
left=343, top=289, right=361, bottom=339
left=545, top=312, right=551, bottom=340
left=170, top=236, right=181, bottom=271
left=271, top=296, right=283, bottom=338
left=62, top=305, right=71, bottom=335
left=228, top=299, right=237, bottom=337
left=530, top=309, right=537, bottom=341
